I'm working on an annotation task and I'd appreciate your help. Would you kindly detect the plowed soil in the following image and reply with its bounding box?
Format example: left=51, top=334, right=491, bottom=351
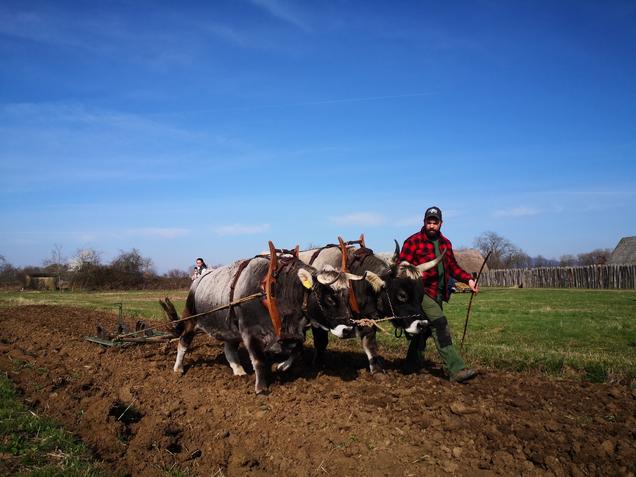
left=1, top=305, right=635, bottom=476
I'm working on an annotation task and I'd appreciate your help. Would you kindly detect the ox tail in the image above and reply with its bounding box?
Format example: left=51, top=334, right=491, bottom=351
left=159, top=293, right=196, bottom=336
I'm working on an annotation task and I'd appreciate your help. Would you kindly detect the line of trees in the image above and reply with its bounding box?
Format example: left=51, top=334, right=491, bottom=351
left=1, top=233, right=615, bottom=289
left=0, top=247, right=192, bottom=290
left=473, top=231, right=612, bottom=270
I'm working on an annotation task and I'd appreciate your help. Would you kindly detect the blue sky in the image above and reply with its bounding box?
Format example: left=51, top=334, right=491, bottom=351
left=1, top=0, right=635, bottom=273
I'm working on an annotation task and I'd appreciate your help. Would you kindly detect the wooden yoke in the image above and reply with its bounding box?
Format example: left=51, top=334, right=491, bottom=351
left=262, top=242, right=300, bottom=338
left=263, top=241, right=283, bottom=337
left=338, top=236, right=361, bottom=314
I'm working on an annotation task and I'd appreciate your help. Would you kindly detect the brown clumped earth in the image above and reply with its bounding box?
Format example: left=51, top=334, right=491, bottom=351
left=1, top=305, right=635, bottom=477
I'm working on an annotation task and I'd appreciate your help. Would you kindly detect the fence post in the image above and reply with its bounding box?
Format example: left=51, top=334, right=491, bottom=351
left=481, top=264, right=635, bottom=289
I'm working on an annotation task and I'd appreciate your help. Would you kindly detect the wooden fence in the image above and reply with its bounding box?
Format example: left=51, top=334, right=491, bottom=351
left=480, top=265, right=636, bottom=289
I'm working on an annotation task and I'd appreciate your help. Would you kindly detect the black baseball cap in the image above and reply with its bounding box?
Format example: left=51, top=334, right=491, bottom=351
left=424, top=206, right=442, bottom=221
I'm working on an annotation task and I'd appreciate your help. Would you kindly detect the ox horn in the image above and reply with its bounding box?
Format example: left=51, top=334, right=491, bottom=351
left=317, top=272, right=341, bottom=286
left=392, top=239, right=400, bottom=265
left=344, top=272, right=364, bottom=281
left=416, top=249, right=447, bottom=273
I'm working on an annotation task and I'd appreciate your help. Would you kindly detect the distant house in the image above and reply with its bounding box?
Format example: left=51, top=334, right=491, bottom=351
left=454, top=249, right=489, bottom=275
left=608, top=236, right=636, bottom=265
left=25, top=274, right=59, bottom=290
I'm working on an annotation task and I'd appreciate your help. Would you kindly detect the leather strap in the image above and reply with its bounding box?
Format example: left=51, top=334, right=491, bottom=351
left=338, top=236, right=361, bottom=314
left=261, top=241, right=282, bottom=337
left=228, top=259, right=252, bottom=325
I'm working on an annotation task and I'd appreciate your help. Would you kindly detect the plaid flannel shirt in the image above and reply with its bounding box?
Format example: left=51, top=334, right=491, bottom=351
left=399, top=229, right=473, bottom=302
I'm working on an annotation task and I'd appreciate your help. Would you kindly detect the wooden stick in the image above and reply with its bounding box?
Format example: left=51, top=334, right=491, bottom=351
left=117, top=397, right=137, bottom=421
left=460, top=250, right=492, bottom=352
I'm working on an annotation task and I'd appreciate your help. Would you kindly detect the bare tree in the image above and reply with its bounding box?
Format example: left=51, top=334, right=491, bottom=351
left=111, top=249, right=155, bottom=275
left=474, top=231, right=520, bottom=269
left=533, top=255, right=552, bottom=267
left=164, top=269, right=189, bottom=279
left=577, top=248, right=612, bottom=266
left=43, top=243, right=66, bottom=276
left=69, top=248, right=102, bottom=271
left=505, top=248, right=532, bottom=269
left=559, top=254, right=578, bottom=267
left=0, top=255, right=18, bottom=285
left=68, top=248, right=103, bottom=290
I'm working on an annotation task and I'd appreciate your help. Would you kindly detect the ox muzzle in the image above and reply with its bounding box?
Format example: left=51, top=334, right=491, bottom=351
left=404, top=319, right=430, bottom=335
left=310, top=320, right=355, bottom=339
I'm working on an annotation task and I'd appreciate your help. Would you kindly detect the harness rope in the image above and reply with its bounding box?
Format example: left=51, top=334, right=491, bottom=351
left=113, top=292, right=266, bottom=340
left=116, top=237, right=422, bottom=341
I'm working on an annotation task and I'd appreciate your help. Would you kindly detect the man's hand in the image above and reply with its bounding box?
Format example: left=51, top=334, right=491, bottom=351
left=468, top=279, right=479, bottom=294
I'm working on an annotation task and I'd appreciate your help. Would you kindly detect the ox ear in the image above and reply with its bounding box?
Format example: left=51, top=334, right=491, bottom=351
left=398, top=261, right=421, bottom=280
left=297, top=268, right=314, bottom=289
left=364, top=271, right=385, bottom=293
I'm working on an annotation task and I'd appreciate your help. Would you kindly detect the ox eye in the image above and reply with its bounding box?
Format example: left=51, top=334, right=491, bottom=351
left=397, top=290, right=408, bottom=302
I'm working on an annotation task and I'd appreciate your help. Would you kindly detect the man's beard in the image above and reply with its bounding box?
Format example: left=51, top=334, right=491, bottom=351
left=424, top=228, right=440, bottom=240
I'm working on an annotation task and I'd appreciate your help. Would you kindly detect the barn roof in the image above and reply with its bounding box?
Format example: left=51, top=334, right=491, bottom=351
left=608, top=236, right=636, bottom=265
left=454, top=248, right=489, bottom=274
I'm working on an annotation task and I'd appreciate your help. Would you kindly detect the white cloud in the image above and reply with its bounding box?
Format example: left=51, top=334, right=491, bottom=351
left=394, top=209, right=461, bottom=226
left=1, top=102, right=193, bottom=138
left=248, top=0, right=309, bottom=31
left=395, top=215, right=422, bottom=227
left=126, top=228, right=190, bottom=239
left=77, top=233, right=98, bottom=242
left=329, top=213, right=386, bottom=227
left=214, top=223, right=271, bottom=236
left=493, top=206, right=540, bottom=218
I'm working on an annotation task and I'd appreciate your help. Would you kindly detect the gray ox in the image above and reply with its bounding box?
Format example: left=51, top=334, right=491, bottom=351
left=298, top=242, right=443, bottom=373
left=163, top=255, right=367, bottom=394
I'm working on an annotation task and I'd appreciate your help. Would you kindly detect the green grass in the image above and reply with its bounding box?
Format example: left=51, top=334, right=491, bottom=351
left=378, top=288, right=636, bottom=382
left=1, top=288, right=635, bottom=382
left=0, top=372, right=106, bottom=477
left=0, top=289, right=188, bottom=322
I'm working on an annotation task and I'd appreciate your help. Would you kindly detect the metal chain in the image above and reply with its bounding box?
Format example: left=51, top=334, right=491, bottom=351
left=383, top=286, right=397, bottom=319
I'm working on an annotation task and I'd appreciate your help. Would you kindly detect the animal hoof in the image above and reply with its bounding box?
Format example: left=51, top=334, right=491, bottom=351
left=276, top=361, right=291, bottom=372
left=369, top=356, right=385, bottom=374
left=230, top=364, right=247, bottom=376
left=255, top=388, right=270, bottom=396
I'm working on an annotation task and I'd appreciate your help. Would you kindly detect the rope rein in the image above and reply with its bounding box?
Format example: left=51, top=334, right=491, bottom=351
left=349, top=287, right=423, bottom=329
left=113, top=292, right=265, bottom=340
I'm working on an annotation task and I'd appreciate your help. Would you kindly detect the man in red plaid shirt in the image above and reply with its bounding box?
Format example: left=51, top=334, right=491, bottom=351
left=399, top=206, right=478, bottom=383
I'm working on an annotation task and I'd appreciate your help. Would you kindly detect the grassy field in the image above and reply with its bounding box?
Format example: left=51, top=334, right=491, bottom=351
left=414, top=288, right=636, bottom=383
left=1, top=287, right=635, bottom=382
left=0, top=371, right=106, bottom=477
left=0, top=288, right=634, bottom=475
left=0, top=289, right=189, bottom=322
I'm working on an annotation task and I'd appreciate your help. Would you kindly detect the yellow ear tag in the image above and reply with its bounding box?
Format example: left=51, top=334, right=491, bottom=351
left=302, top=279, right=312, bottom=289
